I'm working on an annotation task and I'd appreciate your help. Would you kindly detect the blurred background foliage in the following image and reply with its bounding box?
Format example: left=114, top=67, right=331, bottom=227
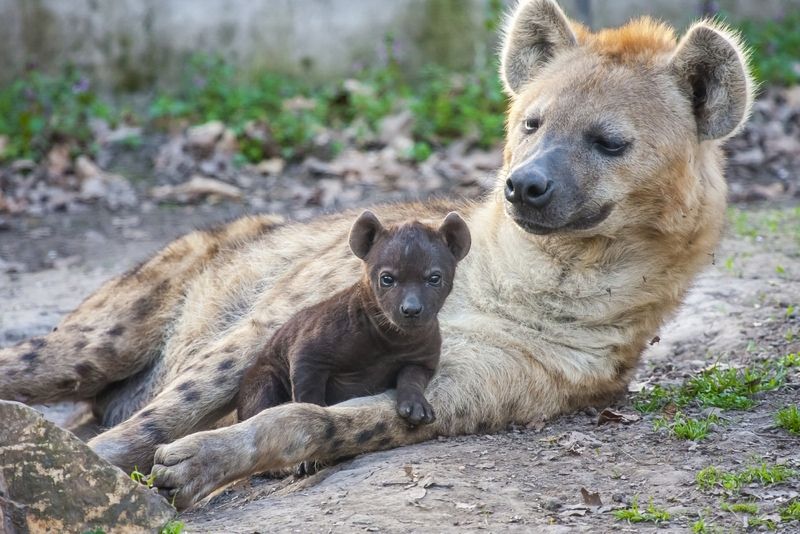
left=0, top=1, right=797, bottom=165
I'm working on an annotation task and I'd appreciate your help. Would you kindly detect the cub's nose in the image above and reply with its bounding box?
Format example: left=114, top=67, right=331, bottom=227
left=400, top=296, right=423, bottom=318
left=504, top=166, right=553, bottom=208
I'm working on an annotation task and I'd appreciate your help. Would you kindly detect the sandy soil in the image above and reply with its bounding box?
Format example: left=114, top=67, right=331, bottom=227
left=1, top=200, right=798, bottom=533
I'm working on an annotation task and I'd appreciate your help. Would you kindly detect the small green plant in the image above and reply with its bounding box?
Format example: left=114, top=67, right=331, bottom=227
left=654, top=411, right=717, bottom=441
left=747, top=516, right=777, bottom=530
left=781, top=353, right=799, bottom=367
left=721, top=501, right=759, bottom=514
left=613, top=496, right=670, bottom=524
left=130, top=466, right=156, bottom=488
left=0, top=66, right=114, bottom=161
left=696, top=461, right=795, bottom=493
left=776, top=405, right=800, bottom=435
left=780, top=500, right=800, bottom=522
left=634, top=360, right=786, bottom=414
left=160, top=520, right=185, bottom=534
left=691, top=517, right=724, bottom=533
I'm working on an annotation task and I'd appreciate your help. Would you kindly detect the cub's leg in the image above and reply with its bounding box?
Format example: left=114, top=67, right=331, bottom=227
left=237, top=365, right=291, bottom=421
left=0, top=215, right=282, bottom=406
left=290, top=358, right=330, bottom=406
left=151, top=346, right=555, bottom=510
left=395, top=364, right=436, bottom=425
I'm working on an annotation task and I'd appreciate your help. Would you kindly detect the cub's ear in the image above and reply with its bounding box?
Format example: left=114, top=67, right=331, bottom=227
left=349, top=210, right=384, bottom=259
left=439, top=212, right=471, bottom=262
left=669, top=21, right=753, bottom=141
left=500, top=0, right=577, bottom=96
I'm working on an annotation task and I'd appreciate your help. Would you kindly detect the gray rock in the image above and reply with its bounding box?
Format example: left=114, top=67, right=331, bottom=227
left=0, top=401, right=175, bottom=534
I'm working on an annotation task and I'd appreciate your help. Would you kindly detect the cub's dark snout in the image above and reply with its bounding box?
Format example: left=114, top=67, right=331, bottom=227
left=504, top=161, right=553, bottom=208
left=400, top=295, right=423, bottom=318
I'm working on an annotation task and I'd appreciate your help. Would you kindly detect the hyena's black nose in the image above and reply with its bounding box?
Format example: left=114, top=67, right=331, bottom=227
left=400, top=297, right=423, bottom=318
left=505, top=167, right=553, bottom=208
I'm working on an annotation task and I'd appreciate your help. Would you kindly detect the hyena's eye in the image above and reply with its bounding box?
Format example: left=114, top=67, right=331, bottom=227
left=380, top=273, right=395, bottom=287
left=522, top=117, right=540, bottom=134
left=427, top=273, right=442, bottom=286
left=592, top=136, right=630, bottom=157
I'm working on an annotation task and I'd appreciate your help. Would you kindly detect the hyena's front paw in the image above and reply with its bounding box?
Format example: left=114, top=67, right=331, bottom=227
left=151, top=430, right=248, bottom=510
left=396, top=394, right=436, bottom=425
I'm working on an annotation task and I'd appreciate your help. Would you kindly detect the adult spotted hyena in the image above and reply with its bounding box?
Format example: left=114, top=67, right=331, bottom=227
left=0, top=0, right=752, bottom=509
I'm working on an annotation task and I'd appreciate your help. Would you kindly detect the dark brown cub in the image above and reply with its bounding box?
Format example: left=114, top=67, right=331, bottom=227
left=236, top=210, right=471, bottom=425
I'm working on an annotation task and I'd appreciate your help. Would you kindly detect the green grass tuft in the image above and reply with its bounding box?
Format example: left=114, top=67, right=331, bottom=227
left=654, top=411, right=717, bottom=441
left=613, top=496, right=670, bottom=524
left=160, top=521, right=185, bottom=534
left=776, top=405, right=800, bottom=435
left=696, top=461, right=795, bottom=493
left=721, top=501, right=759, bottom=514
left=634, top=359, right=787, bottom=415
left=780, top=500, right=800, bottom=522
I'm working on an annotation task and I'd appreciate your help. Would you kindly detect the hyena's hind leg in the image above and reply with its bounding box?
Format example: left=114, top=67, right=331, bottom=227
left=88, top=320, right=270, bottom=472
left=0, top=215, right=283, bottom=406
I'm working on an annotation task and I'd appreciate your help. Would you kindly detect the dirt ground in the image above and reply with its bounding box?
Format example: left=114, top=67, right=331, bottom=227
left=1, top=197, right=799, bottom=533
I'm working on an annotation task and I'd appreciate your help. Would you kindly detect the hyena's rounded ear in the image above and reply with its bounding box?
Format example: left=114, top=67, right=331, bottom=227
left=349, top=210, right=384, bottom=259
left=500, top=0, right=577, bottom=96
left=439, top=212, right=471, bottom=262
left=669, top=21, right=754, bottom=141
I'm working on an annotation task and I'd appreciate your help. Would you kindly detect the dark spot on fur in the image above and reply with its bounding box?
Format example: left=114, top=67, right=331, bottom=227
left=454, top=405, right=469, bottom=419
left=355, top=429, right=374, bottom=444
left=377, top=437, right=392, bottom=448
left=20, top=351, right=38, bottom=363
left=57, top=379, right=76, bottom=390
left=142, top=421, right=168, bottom=445
left=74, top=362, right=96, bottom=378
left=74, top=339, right=88, bottom=351
left=614, top=359, right=633, bottom=379
left=131, top=280, right=170, bottom=320
left=324, top=422, right=337, bottom=439
left=94, top=342, right=117, bottom=358
left=373, top=422, right=387, bottom=436
left=108, top=324, right=126, bottom=336
left=52, top=326, right=58, bottom=332
left=79, top=326, right=94, bottom=333
left=218, top=359, right=235, bottom=371
left=330, top=439, right=346, bottom=453
left=30, top=338, right=46, bottom=349
left=177, top=380, right=196, bottom=392
left=183, top=390, right=200, bottom=402
left=140, top=408, right=155, bottom=418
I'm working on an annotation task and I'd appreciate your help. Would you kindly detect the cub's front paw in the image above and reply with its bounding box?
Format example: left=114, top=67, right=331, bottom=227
left=396, top=396, right=436, bottom=425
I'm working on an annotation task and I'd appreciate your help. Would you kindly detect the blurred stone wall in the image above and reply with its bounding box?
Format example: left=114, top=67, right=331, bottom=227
left=0, top=0, right=797, bottom=90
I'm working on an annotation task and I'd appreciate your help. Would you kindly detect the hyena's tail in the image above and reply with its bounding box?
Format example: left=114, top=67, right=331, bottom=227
left=0, top=214, right=285, bottom=405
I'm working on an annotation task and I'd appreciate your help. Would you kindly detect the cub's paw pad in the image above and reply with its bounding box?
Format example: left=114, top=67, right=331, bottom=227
left=396, top=398, right=436, bottom=425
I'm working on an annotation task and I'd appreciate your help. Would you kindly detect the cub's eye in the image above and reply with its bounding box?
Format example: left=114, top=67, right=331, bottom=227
left=593, top=137, right=629, bottom=156
left=379, top=274, right=395, bottom=287
left=523, top=117, right=540, bottom=134
left=427, top=273, right=442, bottom=286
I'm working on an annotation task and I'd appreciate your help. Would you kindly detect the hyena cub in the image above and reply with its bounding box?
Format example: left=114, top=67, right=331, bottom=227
left=237, top=210, right=471, bottom=425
